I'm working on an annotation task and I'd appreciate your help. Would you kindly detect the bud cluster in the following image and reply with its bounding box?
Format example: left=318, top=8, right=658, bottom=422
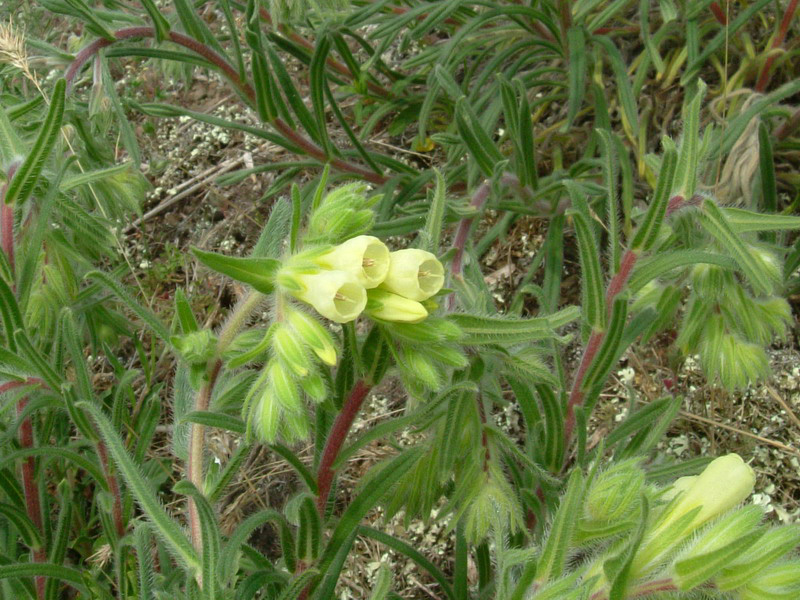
left=578, top=454, right=800, bottom=599
left=242, top=305, right=337, bottom=443
left=279, top=235, right=445, bottom=325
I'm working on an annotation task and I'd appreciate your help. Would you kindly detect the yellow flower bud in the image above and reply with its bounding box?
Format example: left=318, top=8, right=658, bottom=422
left=316, top=235, right=390, bottom=289
left=291, top=270, right=366, bottom=323
left=634, top=454, right=755, bottom=577
left=380, top=249, right=444, bottom=301
left=665, top=454, right=755, bottom=529
left=366, top=289, right=428, bottom=323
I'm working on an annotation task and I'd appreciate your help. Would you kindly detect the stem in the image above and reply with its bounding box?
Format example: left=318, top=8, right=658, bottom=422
left=186, top=292, right=264, bottom=565
left=1, top=162, right=19, bottom=273
left=65, top=28, right=388, bottom=185
left=755, top=0, right=799, bottom=92
left=96, top=441, right=126, bottom=538
left=563, top=196, right=690, bottom=450
left=315, top=379, right=372, bottom=514
left=10, top=387, right=45, bottom=600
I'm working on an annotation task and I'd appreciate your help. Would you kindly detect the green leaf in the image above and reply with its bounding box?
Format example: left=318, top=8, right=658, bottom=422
left=607, top=497, right=649, bottom=600
left=563, top=27, right=587, bottom=131
left=536, top=470, right=584, bottom=583
left=78, top=402, right=199, bottom=572
left=173, top=480, right=220, bottom=600
left=581, top=296, right=628, bottom=392
left=134, top=524, right=155, bottom=600
left=309, top=34, right=333, bottom=158
left=192, top=248, right=279, bottom=295
left=181, top=411, right=245, bottom=434
left=315, top=449, right=424, bottom=592
left=674, top=80, right=706, bottom=198
left=675, top=529, right=765, bottom=590
left=219, top=508, right=291, bottom=584
left=569, top=209, right=606, bottom=331
left=5, top=79, right=65, bottom=206
left=447, top=307, right=578, bottom=345
left=0, top=563, right=88, bottom=595
left=631, top=138, right=677, bottom=252
left=454, top=98, right=504, bottom=178
left=0, top=503, right=43, bottom=549
left=420, top=169, right=447, bottom=253
left=699, top=199, right=774, bottom=295
left=596, top=129, right=621, bottom=272
left=721, top=207, right=800, bottom=233
left=681, top=0, right=772, bottom=85
left=757, top=122, right=777, bottom=234
left=628, top=250, right=736, bottom=293
left=270, top=443, right=318, bottom=493
left=358, top=526, right=456, bottom=600
left=593, top=37, right=639, bottom=139
left=99, top=56, right=141, bottom=167
left=85, top=270, right=171, bottom=343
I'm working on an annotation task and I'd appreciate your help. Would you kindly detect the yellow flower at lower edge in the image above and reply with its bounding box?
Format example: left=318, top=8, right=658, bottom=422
left=633, top=453, right=755, bottom=577
left=366, top=288, right=428, bottom=323
left=291, top=270, right=366, bottom=323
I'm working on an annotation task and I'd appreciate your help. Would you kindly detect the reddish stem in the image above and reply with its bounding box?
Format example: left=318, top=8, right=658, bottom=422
left=755, top=0, right=799, bottom=92
left=66, top=27, right=387, bottom=185
left=316, top=379, right=372, bottom=514
left=14, top=391, right=45, bottom=600
left=709, top=2, right=727, bottom=25
left=187, top=359, right=222, bottom=555
left=259, top=8, right=391, bottom=99
left=96, top=441, right=126, bottom=538
left=1, top=162, right=19, bottom=273
left=563, top=194, right=690, bottom=450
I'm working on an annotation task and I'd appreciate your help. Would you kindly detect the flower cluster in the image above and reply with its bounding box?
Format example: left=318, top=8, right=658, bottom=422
left=279, top=235, right=445, bottom=324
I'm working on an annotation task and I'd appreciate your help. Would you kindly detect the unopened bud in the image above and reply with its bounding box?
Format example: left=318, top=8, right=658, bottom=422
left=300, top=373, right=327, bottom=402
left=288, top=269, right=366, bottom=323
left=273, top=325, right=311, bottom=376
left=380, top=249, right=444, bottom=301
left=400, top=347, right=440, bottom=390
left=586, top=459, right=644, bottom=522
left=316, top=235, right=389, bottom=288
left=268, top=359, right=301, bottom=413
left=739, top=561, right=800, bottom=600
left=171, top=330, right=217, bottom=365
left=287, top=307, right=337, bottom=365
left=366, top=289, right=428, bottom=323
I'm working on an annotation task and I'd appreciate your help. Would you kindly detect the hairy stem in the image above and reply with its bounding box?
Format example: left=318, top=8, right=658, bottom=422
left=316, top=379, right=372, bottom=514
left=66, top=27, right=387, bottom=185
left=96, top=441, right=126, bottom=538
left=2, top=381, right=46, bottom=600
left=187, top=292, right=264, bottom=568
left=563, top=195, right=691, bottom=450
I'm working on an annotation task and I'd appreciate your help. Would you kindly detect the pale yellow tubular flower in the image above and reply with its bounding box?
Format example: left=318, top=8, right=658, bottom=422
left=380, top=249, right=444, bottom=301
left=316, top=235, right=390, bottom=289
left=666, top=454, right=755, bottom=529
left=366, top=289, right=428, bottom=323
left=292, top=270, right=366, bottom=323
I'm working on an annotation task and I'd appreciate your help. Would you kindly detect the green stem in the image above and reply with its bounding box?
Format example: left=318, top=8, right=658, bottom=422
left=186, top=291, right=265, bottom=575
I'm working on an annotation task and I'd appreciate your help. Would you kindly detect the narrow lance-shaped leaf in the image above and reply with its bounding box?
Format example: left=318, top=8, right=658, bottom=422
left=85, top=270, right=171, bottom=343
left=698, top=199, right=774, bottom=295
left=674, top=80, right=706, bottom=198
left=563, top=27, right=587, bottom=131
left=581, top=295, right=628, bottom=392
left=570, top=209, right=606, bottom=331
left=597, top=129, right=621, bottom=272
left=140, top=0, right=170, bottom=42
left=5, top=78, right=65, bottom=206
left=172, top=481, right=220, bottom=600
left=631, top=138, right=678, bottom=252
left=421, top=169, right=447, bottom=253
left=192, top=249, right=279, bottom=296
left=77, top=402, right=199, bottom=572
left=536, top=470, right=584, bottom=583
